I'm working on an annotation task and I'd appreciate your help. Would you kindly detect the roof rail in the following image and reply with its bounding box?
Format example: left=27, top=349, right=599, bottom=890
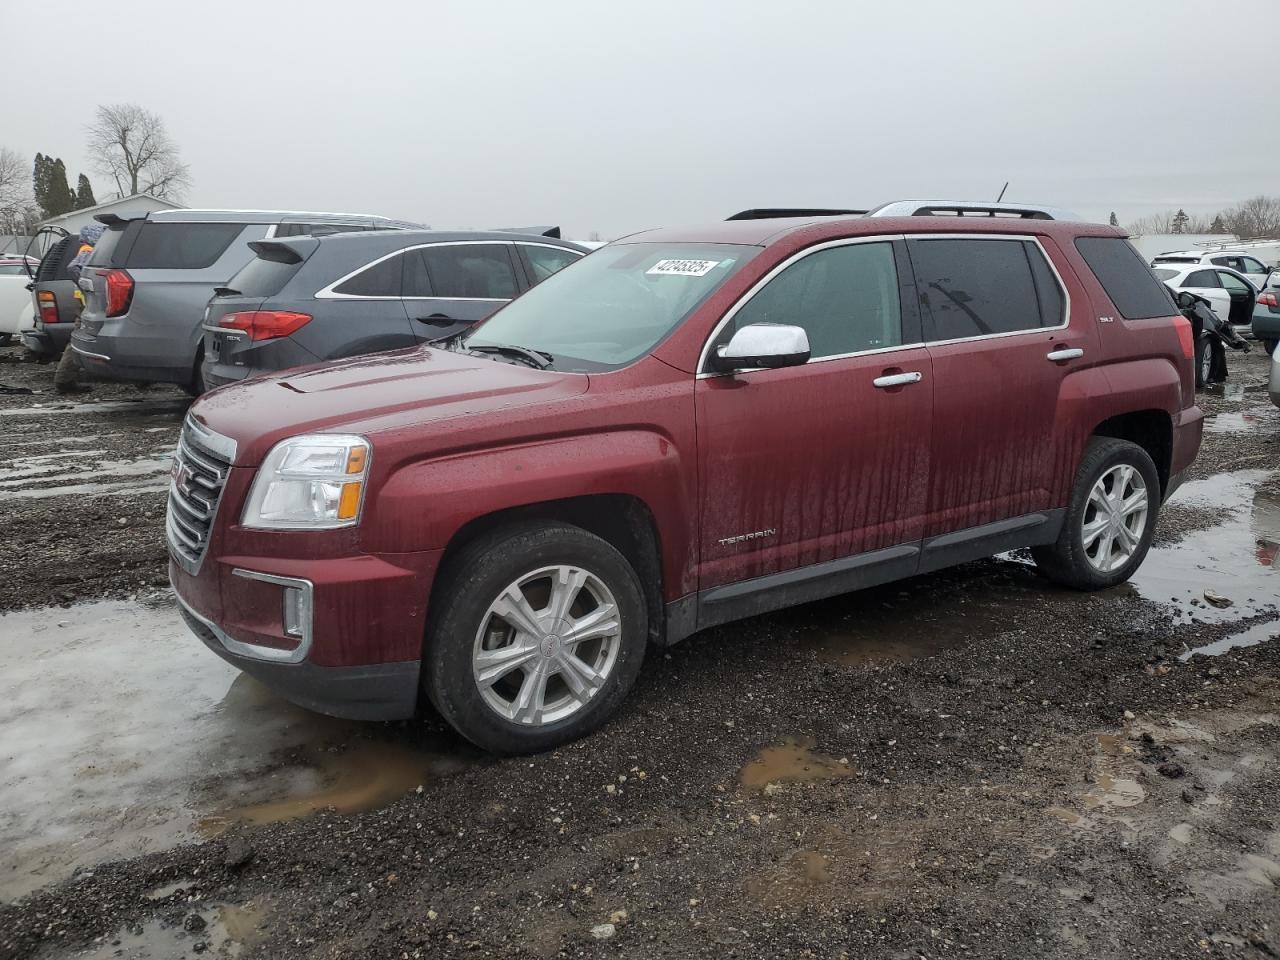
left=865, top=199, right=1081, bottom=221
left=726, top=208, right=866, bottom=221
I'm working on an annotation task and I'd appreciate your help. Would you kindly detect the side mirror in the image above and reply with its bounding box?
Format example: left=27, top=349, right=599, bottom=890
left=712, top=323, right=810, bottom=372
left=1175, top=290, right=1198, bottom=309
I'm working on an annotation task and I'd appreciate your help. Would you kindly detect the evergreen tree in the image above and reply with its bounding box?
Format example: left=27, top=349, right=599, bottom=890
left=74, top=174, right=96, bottom=210
left=1210, top=214, right=1227, bottom=234
left=1171, top=208, right=1189, bottom=234
left=1108, top=212, right=1119, bottom=227
left=32, top=153, right=75, bottom=218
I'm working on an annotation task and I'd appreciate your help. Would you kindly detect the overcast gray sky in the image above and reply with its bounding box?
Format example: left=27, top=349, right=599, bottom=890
left=3, top=0, right=1272, bottom=238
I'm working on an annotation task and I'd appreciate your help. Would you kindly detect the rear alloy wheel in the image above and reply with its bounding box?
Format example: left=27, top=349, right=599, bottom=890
left=1032, top=437, right=1160, bottom=590
left=425, top=524, right=646, bottom=754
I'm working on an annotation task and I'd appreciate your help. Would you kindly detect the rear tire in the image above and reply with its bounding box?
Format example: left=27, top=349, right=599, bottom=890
left=1263, top=338, right=1277, bottom=356
left=183, top=350, right=207, bottom=397
left=1194, top=336, right=1210, bottom=388
left=1032, top=437, right=1160, bottom=590
left=424, top=523, right=647, bottom=755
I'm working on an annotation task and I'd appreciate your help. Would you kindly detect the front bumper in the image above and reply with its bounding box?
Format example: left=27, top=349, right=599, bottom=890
left=175, top=586, right=420, bottom=720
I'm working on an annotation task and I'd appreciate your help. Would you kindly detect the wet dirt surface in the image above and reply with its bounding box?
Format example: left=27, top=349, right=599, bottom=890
left=0, top=346, right=1278, bottom=959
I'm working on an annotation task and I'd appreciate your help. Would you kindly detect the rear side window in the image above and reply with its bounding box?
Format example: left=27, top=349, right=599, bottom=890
left=87, top=225, right=128, bottom=266
left=1075, top=237, right=1176, bottom=319
left=332, top=253, right=403, bottom=297
left=125, top=222, right=245, bottom=269
left=1184, top=269, right=1220, bottom=288
left=228, top=256, right=305, bottom=298
left=910, top=238, right=1046, bottom=339
left=520, top=244, right=582, bottom=285
left=408, top=244, right=518, bottom=299
left=1152, top=268, right=1179, bottom=281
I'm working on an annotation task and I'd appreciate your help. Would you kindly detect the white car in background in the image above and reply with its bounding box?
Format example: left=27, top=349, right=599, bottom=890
left=0, top=256, right=38, bottom=346
left=1153, top=262, right=1259, bottom=336
left=1151, top=249, right=1273, bottom=290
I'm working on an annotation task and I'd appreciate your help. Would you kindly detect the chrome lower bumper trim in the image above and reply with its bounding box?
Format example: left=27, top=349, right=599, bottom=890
left=70, top=343, right=111, bottom=361
left=172, top=569, right=314, bottom=665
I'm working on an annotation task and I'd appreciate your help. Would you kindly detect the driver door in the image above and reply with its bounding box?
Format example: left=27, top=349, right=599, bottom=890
left=1217, top=269, right=1256, bottom=330
left=694, top=238, right=932, bottom=611
left=1181, top=269, right=1231, bottom=322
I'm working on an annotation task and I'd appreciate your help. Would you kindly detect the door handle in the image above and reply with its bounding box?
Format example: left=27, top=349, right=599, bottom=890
left=872, top=371, right=923, bottom=388
left=415, top=313, right=459, bottom=325
left=1046, top=348, right=1084, bottom=362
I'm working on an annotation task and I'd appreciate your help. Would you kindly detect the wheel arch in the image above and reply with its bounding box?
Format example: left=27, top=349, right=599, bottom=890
left=432, top=493, right=667, bottom=647
left=1090, top=409, right=1173, bottom=496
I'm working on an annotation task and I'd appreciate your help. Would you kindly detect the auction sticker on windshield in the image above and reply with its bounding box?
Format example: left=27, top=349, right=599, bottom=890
left=646, top=259, right=722, bottom=277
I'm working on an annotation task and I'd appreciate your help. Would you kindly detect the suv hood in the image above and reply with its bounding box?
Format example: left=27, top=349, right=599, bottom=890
left=191, top=346, right=589, bottom=465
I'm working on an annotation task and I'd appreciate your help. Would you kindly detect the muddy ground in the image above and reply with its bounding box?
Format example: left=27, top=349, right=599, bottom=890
left=0, top=345, right=1277, bottom=960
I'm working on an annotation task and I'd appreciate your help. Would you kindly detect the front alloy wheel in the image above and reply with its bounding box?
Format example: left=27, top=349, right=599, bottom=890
left=425, top=523, right=647, bottom=754
left=473, top=565, right=622, bottom=726
left=1081, top=464, right=1149, bottom=573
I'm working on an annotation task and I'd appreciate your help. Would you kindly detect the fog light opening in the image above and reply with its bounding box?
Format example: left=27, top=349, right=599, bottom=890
left=282, top=586, right=305, bottom=639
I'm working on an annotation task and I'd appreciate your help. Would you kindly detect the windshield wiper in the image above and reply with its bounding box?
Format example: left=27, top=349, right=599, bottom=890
left=466, top=343, right=553, bottom=369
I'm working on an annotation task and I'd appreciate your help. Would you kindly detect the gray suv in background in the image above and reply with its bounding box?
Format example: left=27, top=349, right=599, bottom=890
left=201, top=230, right=585, bottom=389
left=71, top=209, right=419, bottom=392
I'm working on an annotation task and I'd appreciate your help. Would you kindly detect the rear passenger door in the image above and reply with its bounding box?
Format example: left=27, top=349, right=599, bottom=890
left=908, top=235, right=1095, bottom=553
left=313, top=251, right=417, bottom=359
left=402, top=242, right=521, bottom=342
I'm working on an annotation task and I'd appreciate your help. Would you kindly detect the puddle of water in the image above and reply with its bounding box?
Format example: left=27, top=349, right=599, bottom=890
left=64, top=899, right=270, bottom=959
left=1204, top=411, right=1259, bottom=434
left=1083, top=774, right=1146, bottom=810
left=0, top=453, right=172, bottom=492
left=197, top=741, right=436, bottom=836
left=0, top=600, right=468, bottom=901
left=1132, top=470, right=1280, bottom=626
left=0, top=477, right=170, bottom=501
left=740, top=738, right=853, bottom=791
left=1180, top=619, right=1280, bottom=661
left=1046, top=806, right=1085, bottom=826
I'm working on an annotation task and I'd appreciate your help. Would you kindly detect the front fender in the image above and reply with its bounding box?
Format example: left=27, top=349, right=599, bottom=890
left=363, top=429, right=695, bottom=598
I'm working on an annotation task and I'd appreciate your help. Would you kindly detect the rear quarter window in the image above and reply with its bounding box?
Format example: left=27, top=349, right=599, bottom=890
left=124, top=222, right=246, bottom=270
left=227, top=256, right=305, bottom=298
left=1074, top=237, right=1175, bottom=320
left=86, top=225, right=128, bottom=266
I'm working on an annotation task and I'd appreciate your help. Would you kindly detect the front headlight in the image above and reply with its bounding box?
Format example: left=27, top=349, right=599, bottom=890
left=242, top=434, right=371, bottom=529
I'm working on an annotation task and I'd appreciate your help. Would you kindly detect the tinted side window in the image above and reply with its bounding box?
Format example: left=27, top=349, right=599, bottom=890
left=417, top=244, right=517, bottom=299
left=1241, top=257, right=1269, bottom=275
left=125, top=222, right=245, bottom=270
left=1074, top=237, right=1176, bottom=319
left=727, top=242, right=902, bottom=359
left=1218, top=271, right=1249, bottom=293
left=521, top=244, right=582, bottom=285
left=332, top=253, right=403, bottom=297
left=1185, top=269, right=1220, bottom=288
left=1026, top=242, right=1066, bottom=326
left=911, top=238, right=1042, bottom=339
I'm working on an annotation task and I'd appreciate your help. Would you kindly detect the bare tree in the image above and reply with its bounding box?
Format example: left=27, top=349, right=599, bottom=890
left=86, top=103, right=191, bottom=200
left=0, top=146, right=39, bottom=235
left=1125, top=209, right=1212, bottom=236
left=1219, top=195, right=1280, bottom=239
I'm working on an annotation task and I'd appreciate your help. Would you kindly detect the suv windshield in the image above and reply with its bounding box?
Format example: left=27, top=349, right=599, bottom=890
left=463, top=243, right=757, bottom=372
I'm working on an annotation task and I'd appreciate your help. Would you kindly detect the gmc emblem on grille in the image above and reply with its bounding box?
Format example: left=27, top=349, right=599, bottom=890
left=172, top=460, right=194, bottom=497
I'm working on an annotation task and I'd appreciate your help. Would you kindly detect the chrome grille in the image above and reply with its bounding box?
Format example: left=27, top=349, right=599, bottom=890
left=167, top=417, right=235, bottom=574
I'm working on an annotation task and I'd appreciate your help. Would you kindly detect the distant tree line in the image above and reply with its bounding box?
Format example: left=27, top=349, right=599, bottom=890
left=1122, top=196, right=1280, bottom=238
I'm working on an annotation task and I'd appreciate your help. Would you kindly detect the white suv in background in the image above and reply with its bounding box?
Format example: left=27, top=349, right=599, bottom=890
left=1151, top=250, right=1273, bottom=290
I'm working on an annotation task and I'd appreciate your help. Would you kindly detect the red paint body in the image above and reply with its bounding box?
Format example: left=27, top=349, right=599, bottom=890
left=173, top=215, right=1203, bottom=701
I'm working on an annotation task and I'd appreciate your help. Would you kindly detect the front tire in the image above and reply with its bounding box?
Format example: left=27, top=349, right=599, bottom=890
left=1032, top=437, right=1160, bottom=590
left=424, top=523, right=647, bottom=754
left=1194, top=336, right=1211, bottom=388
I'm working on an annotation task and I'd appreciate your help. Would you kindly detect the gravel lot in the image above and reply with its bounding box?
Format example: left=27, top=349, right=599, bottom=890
left=0, top=345, right=1277, bottom=960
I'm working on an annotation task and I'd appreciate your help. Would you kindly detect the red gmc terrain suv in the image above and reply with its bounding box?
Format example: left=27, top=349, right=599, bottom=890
left=170, top=200, right=1203, bottom=753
